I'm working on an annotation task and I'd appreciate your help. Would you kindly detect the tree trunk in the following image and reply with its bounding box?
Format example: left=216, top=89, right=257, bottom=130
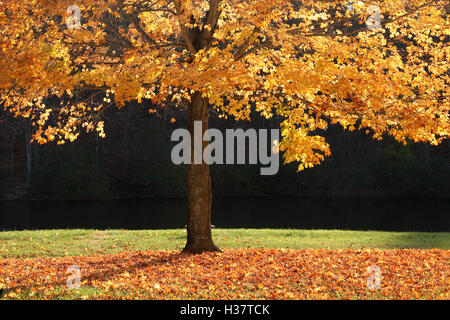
left=10, top=133, right=15, bottom=185
left=33, top=141, right=38, bottom=173
left=182, top=92, right=220, bottom=254
left=25, top=119, right=32, bottom=187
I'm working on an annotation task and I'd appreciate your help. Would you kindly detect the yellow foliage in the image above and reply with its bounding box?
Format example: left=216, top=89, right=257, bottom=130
left=0, top=0, right=448, bottom=170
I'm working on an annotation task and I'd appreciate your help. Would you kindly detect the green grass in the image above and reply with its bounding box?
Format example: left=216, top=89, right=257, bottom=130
left=0, top=229, right=448, bottom=258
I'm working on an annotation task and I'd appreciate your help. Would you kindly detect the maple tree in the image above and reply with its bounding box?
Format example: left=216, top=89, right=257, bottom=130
left=0, top=0, right=449, bottom=253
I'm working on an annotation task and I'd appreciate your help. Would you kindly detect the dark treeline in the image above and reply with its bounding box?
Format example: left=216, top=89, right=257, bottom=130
left=0, top=101, right=449, bottom=202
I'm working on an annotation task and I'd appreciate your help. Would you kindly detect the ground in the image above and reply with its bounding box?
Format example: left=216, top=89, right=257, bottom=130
left=0, top=229, right=449, bottom=300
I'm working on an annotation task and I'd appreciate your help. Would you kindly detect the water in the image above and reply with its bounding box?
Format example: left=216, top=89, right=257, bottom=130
left=0, top=197, right=448, bottom=232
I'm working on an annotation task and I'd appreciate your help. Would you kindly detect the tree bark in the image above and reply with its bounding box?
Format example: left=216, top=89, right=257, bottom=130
left=10, top=132, right=15, bottom=185
left=182, top=92, right=220, bottom=253
left=25, top=119, right=32, bottom=187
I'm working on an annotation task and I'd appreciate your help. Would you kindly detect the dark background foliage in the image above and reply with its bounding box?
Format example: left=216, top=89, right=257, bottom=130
left=1, top=102, right=449, bottom=202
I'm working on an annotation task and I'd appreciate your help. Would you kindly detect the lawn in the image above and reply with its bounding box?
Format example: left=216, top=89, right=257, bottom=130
left=0, top=229, right=449, bottom=300
left=1, top=229, right=449, bottom=258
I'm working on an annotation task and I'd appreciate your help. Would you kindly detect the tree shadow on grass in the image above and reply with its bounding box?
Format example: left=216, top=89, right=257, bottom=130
left=386, top=232, right=449, bottom=249
left=3, top=251, right=195, bottom=293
